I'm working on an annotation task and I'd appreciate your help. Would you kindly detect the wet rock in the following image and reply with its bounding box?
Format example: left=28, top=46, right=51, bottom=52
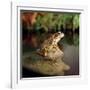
left=22, top=52, right=70, bottom=76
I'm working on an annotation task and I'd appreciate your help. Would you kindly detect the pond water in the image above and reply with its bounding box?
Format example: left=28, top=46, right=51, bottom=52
left=63, top=44, right=79, bottom=75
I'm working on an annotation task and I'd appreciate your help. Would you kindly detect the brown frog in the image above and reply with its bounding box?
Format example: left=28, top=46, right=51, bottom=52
left=36, top=32, right=64, bottom=59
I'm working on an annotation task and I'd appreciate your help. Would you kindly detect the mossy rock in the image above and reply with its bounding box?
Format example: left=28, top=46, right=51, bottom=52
left=22, top=51, right=70, bottom=76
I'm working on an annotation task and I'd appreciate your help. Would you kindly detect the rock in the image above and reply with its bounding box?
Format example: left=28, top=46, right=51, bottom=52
left=22, top=52, right=70, bottom=76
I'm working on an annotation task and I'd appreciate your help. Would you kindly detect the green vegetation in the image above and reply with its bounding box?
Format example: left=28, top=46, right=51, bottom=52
left=34, top=12, right=80, bottom=32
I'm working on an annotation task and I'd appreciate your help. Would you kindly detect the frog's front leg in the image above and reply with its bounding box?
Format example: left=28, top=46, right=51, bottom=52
left=36, top=49, right=47, bottom=57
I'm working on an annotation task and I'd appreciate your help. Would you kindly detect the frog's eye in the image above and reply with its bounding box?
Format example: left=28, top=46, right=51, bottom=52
left=54, top=33, right=59, bottom=37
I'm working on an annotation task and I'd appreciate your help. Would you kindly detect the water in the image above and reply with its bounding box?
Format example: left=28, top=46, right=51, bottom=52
left=63, top=44, right=79, bottom=75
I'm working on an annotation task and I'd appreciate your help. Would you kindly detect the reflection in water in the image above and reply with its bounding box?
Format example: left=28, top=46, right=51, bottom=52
left=63, top=44, right=79, bottom=75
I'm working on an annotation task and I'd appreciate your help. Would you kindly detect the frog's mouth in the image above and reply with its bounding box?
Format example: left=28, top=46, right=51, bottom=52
left=53, top=32, right=64, bottom=44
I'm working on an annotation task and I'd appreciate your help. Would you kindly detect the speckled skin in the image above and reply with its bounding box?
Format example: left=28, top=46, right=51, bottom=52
left=37, top=32, right=64, bottom=58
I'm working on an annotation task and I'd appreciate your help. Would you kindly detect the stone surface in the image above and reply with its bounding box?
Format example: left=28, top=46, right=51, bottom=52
left=22, top=52, right=70, bottom=75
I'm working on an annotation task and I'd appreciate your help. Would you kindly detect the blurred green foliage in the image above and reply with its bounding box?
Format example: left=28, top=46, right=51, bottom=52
left=34, top=12, right=80, bottom=32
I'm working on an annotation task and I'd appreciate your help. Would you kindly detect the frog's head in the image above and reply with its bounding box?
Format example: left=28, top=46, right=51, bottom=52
left=52, top=32, right=64, bottom=44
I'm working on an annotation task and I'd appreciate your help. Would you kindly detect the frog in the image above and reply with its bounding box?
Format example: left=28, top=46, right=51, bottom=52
left=36, top=32, right=64, bottom=59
